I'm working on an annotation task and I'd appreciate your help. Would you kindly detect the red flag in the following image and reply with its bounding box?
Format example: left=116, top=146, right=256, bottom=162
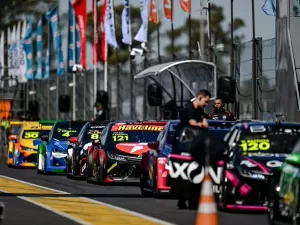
left=149, top=0, right=159, bottom=24
left=72, top=0, right=87, bottom=68
left=180, top=0, right=191, bottom=13
left=164, top=0, right=173, bottom=20
left=100, top=0, right=107, bottom=62
left=92, top=0, right=99, bottom=64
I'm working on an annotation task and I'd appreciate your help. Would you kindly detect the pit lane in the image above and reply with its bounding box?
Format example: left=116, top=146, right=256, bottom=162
left=0, top=161, right=267, bottom=225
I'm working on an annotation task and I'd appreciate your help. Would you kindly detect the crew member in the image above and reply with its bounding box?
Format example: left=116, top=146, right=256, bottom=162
left=208, top=98, right=236, bottom=121
left=173, top=89, right=211, bottom=209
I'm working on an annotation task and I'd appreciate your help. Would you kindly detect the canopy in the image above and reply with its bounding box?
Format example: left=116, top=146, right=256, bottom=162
left=134, top=60, right=217, bottom=100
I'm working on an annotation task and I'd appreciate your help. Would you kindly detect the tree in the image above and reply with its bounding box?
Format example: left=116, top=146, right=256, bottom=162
left=86, top=4, right=158, bottom=64
left=0, top=0, right=57, bottom=29
left=164, top=5, right=245, bottom=57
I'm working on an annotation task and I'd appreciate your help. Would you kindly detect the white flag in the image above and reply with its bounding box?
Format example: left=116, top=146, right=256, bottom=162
left=134, top=0, right=150, bottom=43
left=19, top=20, right=27, bottom=83
left=0, top=31, right=4, bottom=78
left=16, top=21, right=21, bottom=77
left=7, top=27, right=12, bottom=77
left=11, top=25, right=17, bottom=78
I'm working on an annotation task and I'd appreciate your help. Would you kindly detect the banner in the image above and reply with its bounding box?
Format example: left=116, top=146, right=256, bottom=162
left=35, top=16, right=45, bottom=79
left=121, top=0, right=131, bottom=45
left=262, top=0, right=276, bottom=16
left=100, top=0, right=107, bottom=61
left=15, top=22, right=22, bottom=77
left=134, top=0, right=150, bottom=43
left=105, top=0, right=118, bottom=49
left=0, top=31, right=4, bottom=77
left=73, top=0, right=87, bottom=68
left=11, top=25, right=17, bottom=76
left=92, top=0, right=99, bottom=64
left=47, top=7, right=64, bottom=76
left=149, top=0, right=159, bottom=24
left=164, top=0, right=172, bottom=20
left=22, top=17, right=34, bottom=80
left=19, top=20, right=28, bottom=83
left=179, top=0, right=191, bottom=13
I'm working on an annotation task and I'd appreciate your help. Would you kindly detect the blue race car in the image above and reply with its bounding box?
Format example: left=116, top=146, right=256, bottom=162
left=35, top=121, right=86, bottom=174
left=140, top=120, right=179, bottom=197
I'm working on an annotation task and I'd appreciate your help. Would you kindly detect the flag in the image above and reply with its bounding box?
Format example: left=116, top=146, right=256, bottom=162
left=262, top=0, right=276, bottom=16
left=19, top=20, right=28, bottom=83
left=47, top=7, right=64, bottom=76
left=164, top=0, right=172, bottom=20
left=15, top=22, right=21, bottom=77
left=73, top=0, right=87, bottom=68
left=121, top=0, right=131, bottom=45
left=44, top=17, right=50, bottom=80
left=93, top=0, right=99, bottom=64
left=7, top=27, right=12, bottom=77
left=180, top=0, right=191, bottom=13
left=149, top=0, right=159, bottom=24
left=134, top=0, right=150, bottom=43
left=22, top=17, right=34, bottom=80
left=0, top=31, right=4, bottom=77
left=11, top=25, right=17, bottom=76
left=68, top=1, right=81, bottom=72
left=105, top=0, right=118, bottom=49
left=35, top=16, right=46, bottom=80
left=100, top=0, right=107, bottom=61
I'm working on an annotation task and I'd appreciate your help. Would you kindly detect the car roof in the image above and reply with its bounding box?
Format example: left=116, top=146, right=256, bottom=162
left=235, top=121, right=300, bottom=130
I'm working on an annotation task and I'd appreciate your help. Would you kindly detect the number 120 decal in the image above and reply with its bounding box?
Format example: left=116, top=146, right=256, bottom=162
left=240, top=139, right=270, bottom=151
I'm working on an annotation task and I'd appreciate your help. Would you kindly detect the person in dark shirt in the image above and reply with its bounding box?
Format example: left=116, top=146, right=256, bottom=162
left=173, top=89, right=211, bottom=209
left=208, top=98, right=236, bottom=121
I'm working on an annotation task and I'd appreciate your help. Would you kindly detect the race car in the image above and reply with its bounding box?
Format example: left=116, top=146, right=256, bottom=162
left=140, top=120, right=179, bottom=197
left=141, top=120, right=235, bottom=198
left=7, top=121, right=54, bottom=168
left=66, top=121, right=109, bottom=179
left=86, top=121, right=167, bottom=183
left=218, top=122, right=300, bottom=212
left=166, top=120, right=236, bottom=209
left=35, top=120, right=86, bottom=174
left=268, top=138, right=300, bottom=225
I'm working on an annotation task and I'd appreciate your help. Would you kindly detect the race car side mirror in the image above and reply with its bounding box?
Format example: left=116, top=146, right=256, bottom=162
left=92, top=139, right=101, bottom=146
left=69, top=137, right=78, bottom=144
left=8, top=135, right=17, bottom=141
left=148, top=141, right=159, bottom=150
left=41, top=135, right=49, bottom=142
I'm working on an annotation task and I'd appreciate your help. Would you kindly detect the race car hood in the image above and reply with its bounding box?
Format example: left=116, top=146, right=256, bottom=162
left=239, top=155, right=287, bottom=173
left=19, top=139, right=37, bottom=150
left=52, top=140, right=69, bottom=151
left=115, top=143, right=151, bottom=156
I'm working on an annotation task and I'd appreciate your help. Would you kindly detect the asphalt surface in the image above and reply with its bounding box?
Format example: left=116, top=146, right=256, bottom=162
left=0, top=160, right=268, bottom=225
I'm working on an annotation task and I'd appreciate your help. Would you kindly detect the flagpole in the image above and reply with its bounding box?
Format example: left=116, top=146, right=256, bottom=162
left=104, top=40, right=108, bottom=92
left=47, top=19, right=51, bottom=120
left=188, top=12, right=192, bottom=59
left=93, top=0, right=97, bottom=120
left=171, top=0, right=175, bottom=60
left=251, top=0, right=257, bottom=119
left=156, top=0, right=161, bottom=63
left=73, top=9, right=76, bottom=121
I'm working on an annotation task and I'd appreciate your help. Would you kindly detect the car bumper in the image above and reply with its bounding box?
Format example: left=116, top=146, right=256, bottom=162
left=9, top=150, right=37, bottom=167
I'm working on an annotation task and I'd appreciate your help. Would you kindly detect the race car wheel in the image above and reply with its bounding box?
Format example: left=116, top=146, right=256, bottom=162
left=153, top=168, right=161, bottom=198
left=292, top=184, right=300, bottom=225
left=95, top=153, right=105, bottom=184
left=267, top=199, right=280, bottom=225
left=86, top=151, right=93, bottom=183
left=188, top=198, right=198, bottom=210
left=218, top=181, right=230, bottom=211
left=66, top=155, right=72, bottom=178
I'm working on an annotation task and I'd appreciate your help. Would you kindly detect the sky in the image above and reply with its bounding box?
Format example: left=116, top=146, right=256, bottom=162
left=59, top=0, right=275, bottom=69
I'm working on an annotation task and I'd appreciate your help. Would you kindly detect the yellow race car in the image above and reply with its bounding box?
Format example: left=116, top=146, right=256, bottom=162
left=7, top=121, right=54, bottom=168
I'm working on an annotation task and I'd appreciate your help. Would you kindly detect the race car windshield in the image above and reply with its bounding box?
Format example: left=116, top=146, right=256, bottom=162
left=166, top=124, right=178, bottom=144
left=109, top=124, right=164, bottom=143
left=52, top=123, right=85, bottom=140
left=83, top=125, right=106, bottom=142
left=22, top=130, right=50, bottom=139
left=238, top=127, right=300, bottom=154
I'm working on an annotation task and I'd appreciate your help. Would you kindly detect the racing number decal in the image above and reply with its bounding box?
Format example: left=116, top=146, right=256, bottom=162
left=240, top=139, right=270, bottom=151
left=62, top=132, right=71, bottom=137
left=112, top=134, right=129, bottom=142
left=90, top=133, right=99, bottom=140
left=24, top=132, right=39, bottom=139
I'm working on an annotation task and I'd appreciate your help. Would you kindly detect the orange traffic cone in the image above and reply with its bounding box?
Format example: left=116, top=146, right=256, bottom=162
left=195, top=172, right=218, bottom=225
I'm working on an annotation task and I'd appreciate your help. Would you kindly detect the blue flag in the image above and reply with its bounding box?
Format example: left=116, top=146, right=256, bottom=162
left=23, top=17, right=34, bottom=80
left=47, top=7, right=64, bottom=76
left=262, top=0, right=276, bottom=16
left=68, top=1, right=81, bottom=73
left=35, top=15, right=46, bottom=79
left=121, top=0, right=131, bottom=45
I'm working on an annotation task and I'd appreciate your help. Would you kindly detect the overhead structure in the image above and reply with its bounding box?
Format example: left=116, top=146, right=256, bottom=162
left=134, top=60, right=217, bottom=107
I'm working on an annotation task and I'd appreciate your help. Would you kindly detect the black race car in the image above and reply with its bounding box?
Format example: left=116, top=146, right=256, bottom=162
left=66, top=121, right=109, bottom=179
left=86, top=121, right=167, bottom=184
left=218, top=122, right=300, bottom=212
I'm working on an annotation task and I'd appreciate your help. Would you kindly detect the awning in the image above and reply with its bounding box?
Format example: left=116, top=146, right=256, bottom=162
left=134, top=60, right=216, bottom=79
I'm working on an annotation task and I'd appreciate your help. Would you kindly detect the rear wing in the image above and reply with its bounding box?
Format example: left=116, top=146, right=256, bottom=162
left=9, top=121, right=26, bottom=126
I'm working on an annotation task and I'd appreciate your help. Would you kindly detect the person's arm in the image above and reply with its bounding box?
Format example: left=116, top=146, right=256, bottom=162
left=189, top=119, right=203, bottom=127
left=201, top=118, right=209, bottom=128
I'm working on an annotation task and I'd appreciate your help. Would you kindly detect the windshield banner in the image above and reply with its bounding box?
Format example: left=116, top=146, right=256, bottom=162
left=111, top=125, right=164, bottom=132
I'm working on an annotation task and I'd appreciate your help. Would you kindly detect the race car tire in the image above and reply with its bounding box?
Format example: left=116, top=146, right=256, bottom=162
left=95, top=153, right=105, bottom=184
left=267, top=178, right=281, bottom=225
left=86, top=151, right=93, bottom=183
left=218, top=181, right=230, bottom=211
left=292, top=184, right=300, bottom=225
left=188, top=198, right=198, bottom=210
left=153, top=167, right=161, bottom=198
left=140, top=172, right=152, bottom=197
left=66, top=154, right=72, bottom=178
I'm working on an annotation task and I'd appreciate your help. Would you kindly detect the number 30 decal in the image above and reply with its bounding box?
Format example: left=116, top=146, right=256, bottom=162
left=24, top=132, right=39, bottom=139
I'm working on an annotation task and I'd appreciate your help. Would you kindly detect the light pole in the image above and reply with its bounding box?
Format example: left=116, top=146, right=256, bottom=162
left=251, top=0, right=257, bottom=119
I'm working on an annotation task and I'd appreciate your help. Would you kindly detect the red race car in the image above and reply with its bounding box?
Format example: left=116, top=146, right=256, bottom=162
left=85, top=121, right=167, bottom=184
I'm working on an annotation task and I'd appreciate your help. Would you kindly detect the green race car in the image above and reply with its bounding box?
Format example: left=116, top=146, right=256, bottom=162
left=268, top=139, right=300, bottom=225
